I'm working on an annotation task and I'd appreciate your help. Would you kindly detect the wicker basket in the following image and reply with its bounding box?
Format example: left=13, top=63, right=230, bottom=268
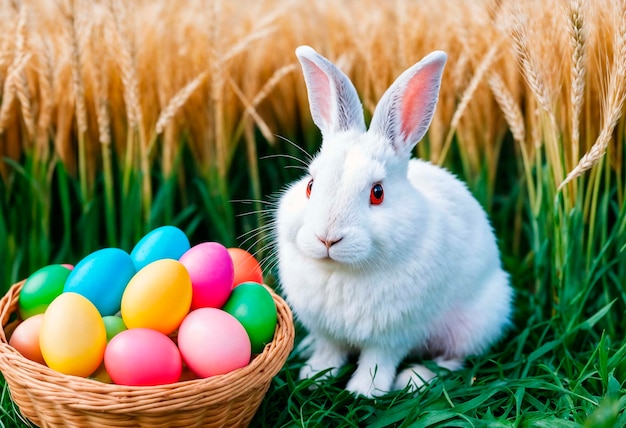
left=0, top=281, right=294, bottom=428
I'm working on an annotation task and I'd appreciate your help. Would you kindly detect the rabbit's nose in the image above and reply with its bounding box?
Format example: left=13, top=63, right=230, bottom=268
left=318, top=236, right=343, bottom=249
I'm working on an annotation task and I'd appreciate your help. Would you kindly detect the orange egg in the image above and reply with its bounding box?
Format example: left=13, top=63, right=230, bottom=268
left=227, top=248, right=263, bottom=287
left=9, top=314, right=45, bottom=365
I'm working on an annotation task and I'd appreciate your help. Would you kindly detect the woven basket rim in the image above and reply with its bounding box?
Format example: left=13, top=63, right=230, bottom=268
left=0, top=280, right=295, bottom=415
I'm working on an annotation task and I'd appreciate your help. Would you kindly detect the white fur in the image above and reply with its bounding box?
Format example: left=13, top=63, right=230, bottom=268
left=276, top=46, right=513, bottom=398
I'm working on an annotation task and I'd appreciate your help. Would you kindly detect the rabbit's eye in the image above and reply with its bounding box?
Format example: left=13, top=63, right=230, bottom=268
left=306, top=179, right=313, bottom=198
left=370, top=183, right=384, bottom=205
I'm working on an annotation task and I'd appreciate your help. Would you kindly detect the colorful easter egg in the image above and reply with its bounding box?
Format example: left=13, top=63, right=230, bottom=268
left=178, top=308, right=251, bottom=378
left=180, top=242, right=234, bottom=310
left=9, top=314, right=45, bottom=364
left=227, top=248, right=263, bottom=287
left=64, top=248, right=136, bottom=316
left=102, top=316, right=127, bottom=342
left=19, top=264, right=71, bottom=319
left=121, top=259, right=192, bottom=335
left=222, top=282, right=277, bottom=353
left=90, top=363, right=113, bottom=384
left=130, top=226, right=190, bottom=271
left=104, top=328, right=182, bottom=386
left=39, top=293, right=107, bottom=377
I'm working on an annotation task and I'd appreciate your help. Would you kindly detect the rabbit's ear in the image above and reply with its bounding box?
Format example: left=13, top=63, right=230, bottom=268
left=296, top=46, right=365, bottom=136
left=369, top=51, right=447, bottom=156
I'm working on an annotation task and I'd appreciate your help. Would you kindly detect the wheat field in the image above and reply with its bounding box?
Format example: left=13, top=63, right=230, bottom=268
left=1, top=0, right=626, bottom=426
left=1, top=0, right=624, bottom=185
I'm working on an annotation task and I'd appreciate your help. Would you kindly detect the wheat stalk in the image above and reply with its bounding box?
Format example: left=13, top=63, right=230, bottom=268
left=91, top=21, right=111, bottom=147
left=0, top=28, right=16, bottom=85
left=109, top=0, right=142, bottom=136
left=13, top=6, right=36, bottom=140
left=228, top=63, right=297, bottom=146
left=207, top=0, right=226, bottom=177
left=567, top=0, right=588, bottom=165
left=63, top=0, right=88, bottom=136
left=249, top=63, right=297, bottom=121
left=509, top=7, right=558, bottom=131
left=559, top=0, right=626, bottom=190
left=108, top=0, right=152, bottom=223
left=487, top=71, right=526, bottom=145
left=439, top=42, right=500, bottom=163
left=222, top=26, right=277, bottom=65
left=0, top=51, right=31, bottom=134
left=451, top=52, right=470, bottom=94
left=155, top=71, right=208, bottom=136
left=35, top=36, right=55, bottom=152
left=229, top=77, right=273, bottom=144
left=450, top=43, right=500, bottom=131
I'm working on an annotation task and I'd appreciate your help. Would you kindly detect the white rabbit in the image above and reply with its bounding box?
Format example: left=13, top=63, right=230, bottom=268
left=275, top=45, right=513, bottom=398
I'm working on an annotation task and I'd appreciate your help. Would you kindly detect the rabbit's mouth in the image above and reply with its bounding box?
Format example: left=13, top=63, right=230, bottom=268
left=295, top=228, right=373, bottom=266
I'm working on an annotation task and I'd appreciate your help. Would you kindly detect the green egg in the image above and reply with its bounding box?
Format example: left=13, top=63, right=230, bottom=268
left=222, top=282, right=278, bottom=354
left=102, top=316, right=127, bottom=342
left=18, top=265, right=72, bottom=319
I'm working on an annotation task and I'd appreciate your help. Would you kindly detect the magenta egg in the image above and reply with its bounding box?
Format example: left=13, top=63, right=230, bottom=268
left=179, top=242, right=234, bottom=310
left=178, top=308, right=251, bottom=378
left=104, top=328, right=182, bottom=386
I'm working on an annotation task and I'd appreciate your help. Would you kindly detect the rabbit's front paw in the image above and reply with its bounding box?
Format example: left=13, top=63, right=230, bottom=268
left=392, top=359, right=464, bottom=392
left=298, top=337, right=348, bottom=382
left=392, top=364, right=434, bottom=392
left=345, top=373, right=377, bottom=397
left=345, top=363, right=395, bottom=398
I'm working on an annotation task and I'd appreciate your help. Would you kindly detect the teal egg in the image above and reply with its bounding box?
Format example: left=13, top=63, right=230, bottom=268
left=64, top=248, right=136, bottom=316
left=130, top=226, right=191, bottom=271
left=18, top=264, right=71, bottom=319
left=222, top=282, right=277, bottom=354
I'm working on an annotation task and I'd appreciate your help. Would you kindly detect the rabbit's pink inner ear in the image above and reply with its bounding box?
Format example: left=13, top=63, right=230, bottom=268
left=301, top=58, right=333, bottom=128
left=399, top=62, right=441, bottom=144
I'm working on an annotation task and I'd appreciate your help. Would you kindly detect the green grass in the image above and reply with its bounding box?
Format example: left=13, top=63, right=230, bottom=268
left=1, top=127, right=625, bottom=427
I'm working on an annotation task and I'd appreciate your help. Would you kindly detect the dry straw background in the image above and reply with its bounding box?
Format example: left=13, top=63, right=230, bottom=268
left=1, top=0, right=624, bottom=187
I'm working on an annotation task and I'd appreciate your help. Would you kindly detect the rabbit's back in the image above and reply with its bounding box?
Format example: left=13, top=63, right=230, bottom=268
left=408, top=158, right=502, bottom=264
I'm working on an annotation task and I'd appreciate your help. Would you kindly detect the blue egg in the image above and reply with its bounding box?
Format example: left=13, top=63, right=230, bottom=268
left=130, top=226, right=191, bottom=271
left=64, top=248, right=136, bottom=316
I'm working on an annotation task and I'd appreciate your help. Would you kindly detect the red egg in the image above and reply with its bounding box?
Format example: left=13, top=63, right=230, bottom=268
left=178, top=308, right=251, bottom=378
left=104, top=328, right=182, bottom=386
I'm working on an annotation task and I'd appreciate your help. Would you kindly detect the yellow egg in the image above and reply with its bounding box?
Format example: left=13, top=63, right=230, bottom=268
left=121, top=259, right=192, bottom=335
left=39, top=293, right=107, bottom=377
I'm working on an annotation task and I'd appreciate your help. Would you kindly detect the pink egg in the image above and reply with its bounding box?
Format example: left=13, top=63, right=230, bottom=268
left=178, top=308, right=251, bottom=378
left=179, top=242, right=234, bottom=310
left=104, top=328, right=182, bottom=386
